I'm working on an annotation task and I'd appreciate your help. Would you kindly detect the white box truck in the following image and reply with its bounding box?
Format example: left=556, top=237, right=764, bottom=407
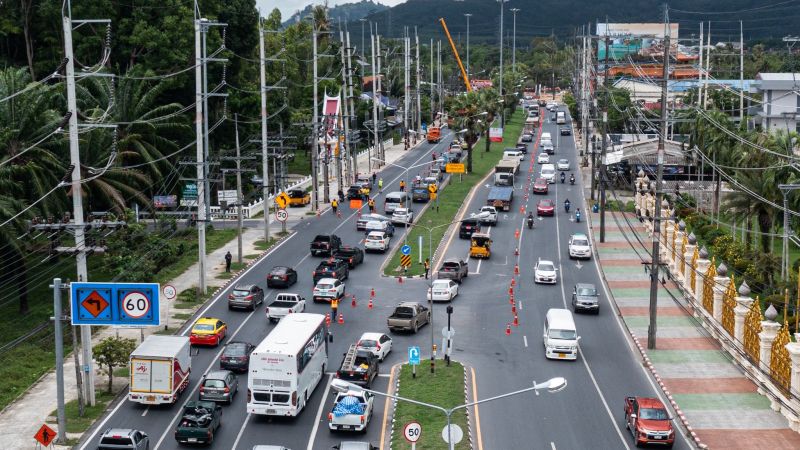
left=128, top=335, right=191, bottom=405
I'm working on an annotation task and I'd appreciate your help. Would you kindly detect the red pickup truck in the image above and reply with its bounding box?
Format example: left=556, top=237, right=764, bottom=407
left=624, top=396, right=675, bottom=447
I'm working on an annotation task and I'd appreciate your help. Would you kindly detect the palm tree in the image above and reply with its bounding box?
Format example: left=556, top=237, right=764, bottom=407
left=478, top=88, right=500, bottom=152
left=449, top=91, right=485, bottom=173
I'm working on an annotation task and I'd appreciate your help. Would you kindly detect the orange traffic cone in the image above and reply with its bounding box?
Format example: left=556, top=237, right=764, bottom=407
left=370, top=288, right=375, bottom=299
left=508, top=286, right=514, bottom=296
left=325, top=313, right=331, bottom=326
left=509, top=293, right=515, bottom=305
left=511, top=304, right=517, bottom=314
left=510, top=278, right=516, bottom=287
left=351, top=295, right=357, bottom=308
left=519, top=205, right=525, bottom=214
left=398, top=276, right=403, bottom=284
left=514, top=264, right=520, bottom=276
left=505, top=323, right=512, bottom=336
left=513, top=314, right=519, bottom=327
left=337, top=313, right=344, bottom=324
left=368, top=298, right=374, bottom=310
left=515, top=228, right=520, bottom=239
left=514, top=247, right=519, bottom=256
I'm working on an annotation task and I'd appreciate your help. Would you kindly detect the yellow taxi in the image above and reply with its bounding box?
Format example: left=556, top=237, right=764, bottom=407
left=287, top=189, right=311, bottom=207
left=190, top=317, right=227, bottom=346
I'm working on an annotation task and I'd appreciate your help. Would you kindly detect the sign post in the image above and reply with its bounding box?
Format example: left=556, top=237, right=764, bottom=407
left=408, top=346, right=420, bottom=378
left=71, top=282, right=160, bottom=327
left=404, top=421, right=422, bottom=450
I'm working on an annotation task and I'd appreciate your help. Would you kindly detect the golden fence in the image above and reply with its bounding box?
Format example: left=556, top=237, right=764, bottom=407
left=671, top=221, right=678, bottom=262
left=702, top=257, right=717, bottom=313
left=690, top=247, right=699, bottom=292
left=743, top=296, right=762, bottom=365
left=771, top=322, right=792, bottom=395
left=721, top=275, right=736, bottom=337
left=679, top=234, right=688, bottom=275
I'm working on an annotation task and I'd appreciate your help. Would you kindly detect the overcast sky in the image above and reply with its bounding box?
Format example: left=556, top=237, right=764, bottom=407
left=256, top=0, right=406, bottom=21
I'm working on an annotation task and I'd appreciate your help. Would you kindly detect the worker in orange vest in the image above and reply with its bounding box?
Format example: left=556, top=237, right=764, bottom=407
left=331, top=296, right=339, bottom=320
left=399, top=180, right=406, bottom=192
left=368, top=198, right=375, bottom=213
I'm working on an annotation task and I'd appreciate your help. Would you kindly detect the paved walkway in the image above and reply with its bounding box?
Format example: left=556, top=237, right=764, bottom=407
left=588, top=209, right=800, bottom=449
left=0, top=137, right=425, bottom=449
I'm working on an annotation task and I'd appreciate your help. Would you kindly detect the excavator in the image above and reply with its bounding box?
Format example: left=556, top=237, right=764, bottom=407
left=439, top=18, right=472, bottom=92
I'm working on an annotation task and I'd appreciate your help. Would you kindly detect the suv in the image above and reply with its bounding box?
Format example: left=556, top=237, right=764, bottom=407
left=98, top=429, right=149, bottom=450
left=568, top=233, right=592, bottom=259
left=199, top=370, right=238, bottom=404
left=572, top=283, right=600, bottom=314
left=333, top=246, right=364, bottom=268
left=310, top=234, right=342, bottom=256
left=459, top=218, right=481, bottom=238
left=313, top=259, right=349, bottom=283
left=227, top=284, right=264, bottom=311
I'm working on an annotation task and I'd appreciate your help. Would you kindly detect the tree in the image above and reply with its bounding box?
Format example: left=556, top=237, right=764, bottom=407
left=449, top=91, right=485, bottom=173
left=93, top=337, right=137, bottom=393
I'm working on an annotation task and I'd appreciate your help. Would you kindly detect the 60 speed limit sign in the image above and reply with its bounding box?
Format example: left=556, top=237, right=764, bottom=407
left=403, top=421, right=422, bottom=443
left=121, top=291, right=151, bottom=319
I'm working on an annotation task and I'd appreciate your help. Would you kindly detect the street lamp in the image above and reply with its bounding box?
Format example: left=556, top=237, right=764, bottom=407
left=331, top=376, right=567, bottom=450
left=464, top=13, right=472, bottom=77
left=510, top=8, right=520, bottom=71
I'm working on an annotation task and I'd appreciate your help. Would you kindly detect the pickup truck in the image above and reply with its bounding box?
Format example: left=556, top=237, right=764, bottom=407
left=328, top=391, right=375, bottom=433
left=313, top=259, right=349, bottom=284
left=624, top=396, right=675, bottom=448
left=265, top=293, right=306, bottom=323
left=437, top=258, right=469, bottom=283
left=335, top=344, right=379, bottom=388
left=472, top=206, right=498, bottom=225
left=387, top=302, right=430, bottom=333
left=174, top=401, right=222, bottom=445
left=487, top=186, right=514, bottom=212
left=310, top=234, right=342, bottom=256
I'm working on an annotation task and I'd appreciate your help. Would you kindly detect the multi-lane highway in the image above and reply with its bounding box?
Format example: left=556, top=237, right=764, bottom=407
left=79, top=108, right=690, bottom=450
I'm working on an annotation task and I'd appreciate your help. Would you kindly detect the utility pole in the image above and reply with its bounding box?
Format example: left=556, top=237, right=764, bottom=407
left=599, top=36, right=610, bottom=242
left=511, top=8, right=520, bottom=71
left=404, top=32, right=410, bottom=141
left=464, top=14, right=472, bottom=77
left=702, top=21, right=711, bottom=109
left=371, top=32, right=380, bottom=171
left=346, top=31, right=358, bottom=182
left=416, top=29, right=422, bottom=135
left=648, top=8, right=670, bottom=351
left=698, top=22, right=704, bottom=107
left=498, top=0, right=509, bottom=128
left=258, top=17, right=271, bottom=245
left=52, top=278, right=66, bottom=444
left=312, top=20, right=320, bottom=211
left=360, top=18, right=366, bottom=56
left=340, top=30, right=353, bottom=184
left=739, top=21, right=745, bottom=119
left=438, top=40, right=442, bottom=118
left=431, top=38, right=435, bottom=123
left=778, top=185, right=800, bottom=280
left=377, top=33, right=385, bottom=164
left=234, top=116, right=243, bottom=263
left=582, top=29, right=589, bottom=163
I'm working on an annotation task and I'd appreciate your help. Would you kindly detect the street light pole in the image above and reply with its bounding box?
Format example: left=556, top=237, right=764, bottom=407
left=464, top=13, right=472, bottom=77
left=510, top=8, right=519, bottom=72
left=498, top=0, right=509, bottom=128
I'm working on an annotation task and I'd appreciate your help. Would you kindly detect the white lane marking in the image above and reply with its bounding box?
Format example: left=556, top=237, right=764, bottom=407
left=553, top=177, right=630, bottom=450
left=551, top=442, right=557, bottom=450
left=518, top=300, right=523, bottom=311
left=306, top=373, right=334, bottom=450
left=523, top=335, right=528, bottom=347
left=152, top=311, right=262, bottom=450
left=231, top=413, right=251, bottom=450
left=141, top=407, right=148, bottom=417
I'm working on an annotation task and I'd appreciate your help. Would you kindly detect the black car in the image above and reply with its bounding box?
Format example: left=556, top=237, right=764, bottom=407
left=310, top=234, right=342, bottom=256
left=458, top=218, right=481, bottom=239
left=227, top=284, right=264, bottom=310
left=313, top=259, right=349, bottom=283
left=266, top=265, right=298, bottom=288
left=346, top=184, right=367, bottom=201
left=332, top=246, right=365, bottom=268
left=220, top=341, right=255, bottom=372
left=515, top=143, right=528, bottom=154
left=560, top=126, right=571, bottom=136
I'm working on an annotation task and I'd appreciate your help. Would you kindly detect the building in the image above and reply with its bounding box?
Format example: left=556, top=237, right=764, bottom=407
left=750, top=73, right=800, bottom=133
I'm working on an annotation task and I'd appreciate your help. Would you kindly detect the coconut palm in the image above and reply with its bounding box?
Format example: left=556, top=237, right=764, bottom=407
left=478, top=88, right=501, bottom=152
left=449, top=91, right=485, bottom=173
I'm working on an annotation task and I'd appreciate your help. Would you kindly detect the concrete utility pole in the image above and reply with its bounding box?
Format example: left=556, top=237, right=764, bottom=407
left=416, top=29, right=422, bottom=135
left=431, top=38, right=435, bottom=123
left=52, top=278, right=66, bottom=444
left=648, top=8, right=670, bottom=351
left=498, top=0, right=509, bottom=128
left=779, top=185, right=800, bottom=280
left=511, top=8, right=520, bottom=71
left=404, top=33, right=410, bottom=138
left=360, top=18, right=366, bottom=56
left=312, top=20, right=320, bottom=210
left=340, top=30, right=352, bottom=184
left=371, top=32, right=380, bottom=171
left=234, top=115, right=243, bottom=263
left=346, top=31, right=358, bottom=182
left=698, top=22, right=704, bottom=107
left=703, top=21, right=711, bottom=109
left=464, top=13, right=472, bottom=77
left=739, top=21, right=745, bottom=119
left=437, top=40, right=442, bottom=118
left=377, top=33, right=385, bottom=164
left=258, top=17, right=271, bottom=245
left=599, top=36, right=610, bottom=242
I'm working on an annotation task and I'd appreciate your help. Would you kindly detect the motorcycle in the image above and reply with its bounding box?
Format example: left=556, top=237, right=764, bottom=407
left=560, top=172, right=565, bottom=184
left=527, top=213, right=534, bottom=229
left=564, top=200, right=571, bottom=213
left=570, top=174, right=575, bottom=185
left=575, top=210, right=582, bottom=223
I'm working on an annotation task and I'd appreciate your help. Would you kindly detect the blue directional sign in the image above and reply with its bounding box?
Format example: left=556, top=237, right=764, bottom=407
left=401, top=245, right=412, bottom=255
left=71, top=282, right=160, bottom=326
left=408, top=346, right=421, bottom=365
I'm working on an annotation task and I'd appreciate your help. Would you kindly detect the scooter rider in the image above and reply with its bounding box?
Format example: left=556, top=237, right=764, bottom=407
left=575, top=208, right=582, bottom=223
left=569, top=173, right=575, bottom=185
left=527, top=211, right=534, bottom=229
left=560, top=172, right=565, bottom=183
left=564, top=198, right=571, bottom=213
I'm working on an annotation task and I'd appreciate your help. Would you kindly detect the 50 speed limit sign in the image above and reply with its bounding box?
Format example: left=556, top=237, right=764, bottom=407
left=403, top=421, right=422, bottom=443
left=121, top=291, right=151, bottom=319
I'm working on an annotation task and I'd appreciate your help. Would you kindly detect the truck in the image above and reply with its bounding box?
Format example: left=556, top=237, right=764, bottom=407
left=174, top=401, right=222, bottom=445
left=387, top=302, right=431, bottom=333
left=335, top=344, right=379, bottom=388
left=494, top=159, right=519, bottom=186
left=328, top=391, right=375, bottom=433
left=310, top=234, right=342, bottom=256
left=265, top=293, right=306, bottom=323
left=437, top=258, right=469, bottom=283
left=427, top=126, right=442, bottom=143
left=128, top=335, right=191, bottom=405
left=487, top=186, right=514, bottom=211
left=624, top=396, right=675, bottom=448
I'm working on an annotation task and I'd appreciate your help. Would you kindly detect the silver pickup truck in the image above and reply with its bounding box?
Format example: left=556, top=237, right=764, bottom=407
left=265, top=293, right=306, bottom=323
left=387, top=302, right=430, bottom=333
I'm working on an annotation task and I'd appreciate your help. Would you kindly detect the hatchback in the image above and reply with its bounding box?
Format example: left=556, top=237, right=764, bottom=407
left=532, top=178, right=549, bottom=194
left=356, top=332, right=393, bottom=361
left=220, top=341, right=255, bottom=372
left=266, top=266, right=298, bottom=288
left=199, top=370, right=238, bottom=404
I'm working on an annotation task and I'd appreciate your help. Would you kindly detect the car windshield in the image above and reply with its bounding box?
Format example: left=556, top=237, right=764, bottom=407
left=100, top=437, right=133, bottom=445
left=233, top=290, right=250, bottom=296
left=538, top=263, right=555, bottom=272
left=194, top=324, right=214, bottom=331
left=288, top=191, right=305, bottom=198
left=559, top=160, right=568, bottom=164
left=224, top=344, right=248, bottom=356
left=394, top=209, right=407, bottom=215
left=640, top=408, right=669, bottom=420
left=272, top=267, right=288, bottom=274
left=441, top=264, right=459, bottom=271
left=336, top=248, right=355, bottom=256
left=203, top=379, right=226, bottom=388
left=540, top=201, right=553, bottom=207
left=313, top=235, right=330, bottom=242
left=358, top=339, right=378, bottom=348
left=577, top=287, right=597, bottom=296
left=316, top=283, right=333, bottom=290
left=549, top=329, right=577, bottom=340
left=573, top=239, right=589, bottom=246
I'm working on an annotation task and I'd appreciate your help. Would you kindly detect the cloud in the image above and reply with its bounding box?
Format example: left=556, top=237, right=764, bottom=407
left=256, top=0, right=406, bottom=21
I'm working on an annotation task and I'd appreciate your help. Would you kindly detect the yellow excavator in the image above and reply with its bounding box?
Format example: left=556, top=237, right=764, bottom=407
left=439, top=18, right=472, bottom=92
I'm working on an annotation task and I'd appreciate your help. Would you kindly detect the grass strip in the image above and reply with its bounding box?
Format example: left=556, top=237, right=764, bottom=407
left=47, top=390, right=116, bottom=434
left=384, top=110, right=525, bottom=276
left=391, top=360, right=468, bottom=450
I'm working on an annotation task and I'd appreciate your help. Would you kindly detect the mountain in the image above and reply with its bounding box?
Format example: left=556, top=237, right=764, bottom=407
left=283, top=0, right=390, bottom=26
left=355, top=0, right=800, bottom=41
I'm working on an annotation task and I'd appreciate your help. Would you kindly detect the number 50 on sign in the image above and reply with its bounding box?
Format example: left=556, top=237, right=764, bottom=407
left=404, top=421, right=422, bottom=444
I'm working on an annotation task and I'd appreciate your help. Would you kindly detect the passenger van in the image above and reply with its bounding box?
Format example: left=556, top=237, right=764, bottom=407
left=556, top=111, right=566, bottom=124
left=543, top=308, right=579, bottom=360
left=383, top=191, right=408, bottom=213
left=503, top=149, right=524, bottom=161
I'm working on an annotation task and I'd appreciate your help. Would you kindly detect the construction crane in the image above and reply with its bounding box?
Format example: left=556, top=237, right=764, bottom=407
left=439, top=18, right=472, bottom=92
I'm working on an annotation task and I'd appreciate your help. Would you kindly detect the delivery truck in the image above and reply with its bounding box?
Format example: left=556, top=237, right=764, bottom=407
left=128, top=335, right=191, bottom=405
left=494, top=159, right=520, bottom=186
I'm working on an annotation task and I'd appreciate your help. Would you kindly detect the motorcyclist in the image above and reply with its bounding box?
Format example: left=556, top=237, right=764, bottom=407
left=560, top=172, right=565, bottom=183
left=527, top=211, right=534, bottom=229
left=575, top=208, right=582, bottom=223
left=564, top=198, right=571, bottom=213
left=569, top=173, right=575, bottom=185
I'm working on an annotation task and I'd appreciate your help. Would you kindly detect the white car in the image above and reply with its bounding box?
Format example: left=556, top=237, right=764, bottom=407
left=557, top=159, right=570, bottom=171
left=312, top=278, right=345, bottom=302
left=503, top=150, right=524, bottom=161
left=364, top=231, right=391, bottom=252
left=534, top=259, right=558, bottom=284
left=356, top=213, right=390, bottom=230
left=472, top=206, right=498, bottom=225
left=356, top=332, right=393, bottom=361
left=391, top=208, right=414, bottom=226
left=364, top=219, right=394, bottom=236
left=568, top=233, right=592, bottom=260
left=540, top=140, right=555, bottom=155
left=540, top=164, right=556, bottom=184
left=427, top=279, right=459, bottom=302
left=537, top=153, right=550, bottom=164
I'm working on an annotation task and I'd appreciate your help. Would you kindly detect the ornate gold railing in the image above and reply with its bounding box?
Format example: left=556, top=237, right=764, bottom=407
left=702, top=257, right=717, bottom=313
left=743, top=296, right=762, bottom=365
left=770, top=322, right=792, bottom=395
left=679, top=234, right=688, bottom=275
left=721, top=275, right=736, bottom=337
left=671, top=221, right=678, bottom=262
left=690, top=246, right=699, bottom=292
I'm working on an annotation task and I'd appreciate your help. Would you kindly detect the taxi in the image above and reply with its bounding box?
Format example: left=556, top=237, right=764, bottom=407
left=286, top=189, right=310, bottom=207
left=190, top=317, right=227, bottom=346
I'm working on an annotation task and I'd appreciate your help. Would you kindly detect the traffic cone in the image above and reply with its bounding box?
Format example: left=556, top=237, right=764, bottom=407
left=351, top=295, right=357, bottom=308
left=511, top=304, right=517, bottom=315
left=514, top=228, right=520, bottom=239
left=338, top=313, right=344, bottom=324
left=513, top=314, right=519, bottom=327
left=370, top=288, right=375, bottom=299
left=508, top=286, right=514, bottom=296
left=325, top=313, right=331, bottom=326
left=514, top=264, right=520, bottom=276
left=510, top=278, right=516, bottom=287
left=514, top=247, right=519, bottom=256
left=357, top=210, right=362, bottom=218
left=368, top=298, right=374, bottom=310
left=397, top=276, right=403, bottom=284
left=519, top=205, right=525, bottom=214
left=509, top=294, right=515, bottom=305
left=505, top=323, right=512, bottom=336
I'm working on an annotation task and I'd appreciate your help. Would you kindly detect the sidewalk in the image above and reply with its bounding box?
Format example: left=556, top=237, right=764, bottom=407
left=0, top=137, right=424, bottom=449
left=587, top=209, right=800, bottom=449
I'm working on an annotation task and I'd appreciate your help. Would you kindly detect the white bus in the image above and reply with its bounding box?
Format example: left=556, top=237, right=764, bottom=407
left=247, top=313, right=328, bottom=417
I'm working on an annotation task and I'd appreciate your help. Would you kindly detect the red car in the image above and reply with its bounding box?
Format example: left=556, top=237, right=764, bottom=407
left=532, top=178, right=549, bottom=194
left=624, top=396, right=675, bottom=448
left=537, top=199, right=555, bottom=216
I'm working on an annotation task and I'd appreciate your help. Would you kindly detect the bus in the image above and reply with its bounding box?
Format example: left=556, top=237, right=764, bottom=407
left=247, top=313, right=328, bottom=417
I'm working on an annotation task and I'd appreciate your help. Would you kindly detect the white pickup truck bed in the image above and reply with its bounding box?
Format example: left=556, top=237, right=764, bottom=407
left=328, top=391, right=374, bottom=432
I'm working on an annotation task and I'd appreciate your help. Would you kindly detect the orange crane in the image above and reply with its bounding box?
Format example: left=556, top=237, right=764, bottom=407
left=439, top=18, right=472, bottom=92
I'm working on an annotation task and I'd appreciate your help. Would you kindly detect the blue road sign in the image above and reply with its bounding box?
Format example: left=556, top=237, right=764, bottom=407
left=408, top=346, right=421, bottom=365
left=71, top=282, right=160, bottom=326
left=401, top=245, right=412, bottom=255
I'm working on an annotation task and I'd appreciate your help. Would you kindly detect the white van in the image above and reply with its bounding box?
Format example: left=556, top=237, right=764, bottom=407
left=556, top=111, right=566, bottom=124
left=543, top=308, right=579, bottom=360
left=540, top=164, right=556, bottom=184
left=541, top=132, right=552, bottom=142
left=383, top=191, right=408, bottom=213
left=503, top=149, right=524, bottom=161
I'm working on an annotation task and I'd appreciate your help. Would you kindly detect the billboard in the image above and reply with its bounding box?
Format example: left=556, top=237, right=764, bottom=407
left=597, top=23, right=679, bottom=61
left=153, top=195, right=177, bottom=208
left=489, top=127, right=503, bottom=142
left=470, top=79, right=493, bottom=90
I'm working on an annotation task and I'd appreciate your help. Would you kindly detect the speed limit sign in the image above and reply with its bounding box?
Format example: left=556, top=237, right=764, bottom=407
left=121, top=291, right=151, bottom=319
left=275, top=208, right=288, bottom=222
left=403, top=421, right=422, bottom=443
